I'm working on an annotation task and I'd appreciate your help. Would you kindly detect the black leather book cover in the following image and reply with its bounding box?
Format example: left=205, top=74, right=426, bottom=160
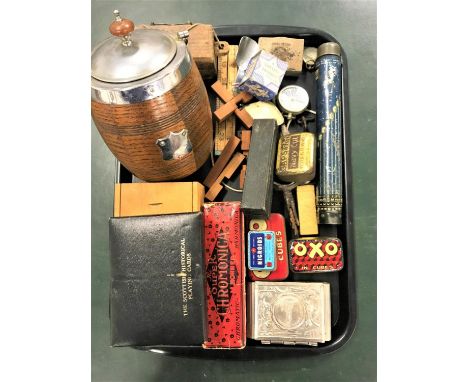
left=109, top=212, right=205, bottom=347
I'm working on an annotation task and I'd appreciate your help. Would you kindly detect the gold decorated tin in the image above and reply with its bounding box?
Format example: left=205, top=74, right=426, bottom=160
left=275, top=132, right=316, bottom=184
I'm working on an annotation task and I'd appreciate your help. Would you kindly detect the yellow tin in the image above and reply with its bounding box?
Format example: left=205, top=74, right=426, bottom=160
left=275, top=132, right=316, bottom=184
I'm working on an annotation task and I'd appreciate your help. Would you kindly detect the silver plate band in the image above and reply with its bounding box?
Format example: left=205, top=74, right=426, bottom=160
left=91, top=41, right=192, bottom=105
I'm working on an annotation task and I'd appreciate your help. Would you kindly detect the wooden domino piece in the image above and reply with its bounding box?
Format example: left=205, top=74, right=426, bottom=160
left=241, top=130, right=251, bottom=151
left=239, top=165, right=247, bottom=189
left=205, top=153, right=245, bottom=201
left=203, top=135, right=240, bottom=188
left=234, top=108, right=254, bottom=129
left=211, top=80, right=254, bottom=128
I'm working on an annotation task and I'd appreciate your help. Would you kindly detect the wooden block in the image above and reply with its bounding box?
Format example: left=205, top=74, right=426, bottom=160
left=221, top=152, right=245, bottom=179
left=297, top=185, right=319, bottom=235
left=113, top=182, right=121, bottom=217
left=235, top=108, right=254, bottom=128
left=258, top=37, right=304, bottom=76
left=205, top=183, right=223, bottom=202
left=211, top=80, right=232, bottom=103
left=212, top=71, right=253, bottom=127
left=114, top=182, right=205, bottom=217
left=239, top=165, right=247, bottom=189
left=241, top=130, right=251, bottom=151
left=211, top=48, right=253, bottom=129
left=205, top=153, right=245, bottom=201
left=138, top=23, right=217, bottom=78
left=203, top=135, right=240, bottom=188
left=224, top=116, right=236, bottom=149
left=214, top=93, right=254, bottom=123
left=214, top=97, right=240, bottom=122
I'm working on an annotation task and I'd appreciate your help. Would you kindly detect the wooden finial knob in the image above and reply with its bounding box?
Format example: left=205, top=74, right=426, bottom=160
left=109, top=10, right=135, bottom=37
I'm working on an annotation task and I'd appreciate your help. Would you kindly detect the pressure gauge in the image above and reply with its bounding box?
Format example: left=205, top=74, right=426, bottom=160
left=277, top=85, right=310, bottom=115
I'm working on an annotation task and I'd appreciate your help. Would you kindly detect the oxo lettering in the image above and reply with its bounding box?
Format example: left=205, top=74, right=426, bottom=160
left=294, top=241, right=339, bottom=258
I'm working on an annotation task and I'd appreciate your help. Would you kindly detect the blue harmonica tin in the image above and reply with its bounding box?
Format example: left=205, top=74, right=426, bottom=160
left=248, top=231, right=276, bottom=271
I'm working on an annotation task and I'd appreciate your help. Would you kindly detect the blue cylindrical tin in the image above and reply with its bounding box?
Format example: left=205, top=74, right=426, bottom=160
left=316, top=42, right=343, bottom=224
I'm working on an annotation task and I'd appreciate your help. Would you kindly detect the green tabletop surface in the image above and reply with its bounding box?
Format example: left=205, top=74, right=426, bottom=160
left=91, top=1, right=377, bottom=381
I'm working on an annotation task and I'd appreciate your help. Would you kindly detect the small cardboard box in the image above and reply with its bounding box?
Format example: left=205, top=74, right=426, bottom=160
left=114, top=182, right=204, bottom=217
left=238, top=51, right=288, bottom=101
left=137, top=23, right=217, bottom=79
left=258, top=37, right=304, bottom=76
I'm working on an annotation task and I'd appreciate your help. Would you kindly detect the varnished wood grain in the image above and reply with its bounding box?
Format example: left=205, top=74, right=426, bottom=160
left=92, top=64, right=212, bottom=182
left=110, top=19, right=135, bottom=37
left=241, top=130, right=251, bottom=151
left=240, top=164, right=247, bottom=189
left=114, top=182, right=204, bottom=217
left=205, top=152, right=245, bottom=201
left=203, top=135, right=240, bottom=188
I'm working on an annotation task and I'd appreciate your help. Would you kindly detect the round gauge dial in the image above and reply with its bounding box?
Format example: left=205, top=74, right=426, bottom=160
left=277, top=85, right=310, bottom=115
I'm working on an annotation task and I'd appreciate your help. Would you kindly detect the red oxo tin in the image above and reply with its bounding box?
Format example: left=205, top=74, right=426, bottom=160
left=248, top=213, right=289, bottom=281
left=289, top=237, right=344, bottom=273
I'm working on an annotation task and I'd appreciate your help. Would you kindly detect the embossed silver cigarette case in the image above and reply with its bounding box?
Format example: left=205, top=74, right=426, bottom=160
left=247, top=281, right=331, bottom=346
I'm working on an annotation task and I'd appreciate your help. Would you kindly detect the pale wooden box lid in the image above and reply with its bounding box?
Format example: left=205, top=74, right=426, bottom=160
left=114, top=182, right=205, bottom=217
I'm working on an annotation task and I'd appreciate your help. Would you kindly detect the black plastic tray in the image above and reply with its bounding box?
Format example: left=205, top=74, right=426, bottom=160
left=116, top=25, right=356, bottom=358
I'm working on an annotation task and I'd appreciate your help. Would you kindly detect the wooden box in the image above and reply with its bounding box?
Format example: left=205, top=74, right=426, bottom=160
left=114, top=182, right=205, bottom=217
left=137, top=23, right=217, bottom=79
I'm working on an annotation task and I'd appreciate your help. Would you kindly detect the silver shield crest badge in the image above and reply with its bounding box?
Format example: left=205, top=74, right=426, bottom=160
left=156, top=129, right=193, bottom=160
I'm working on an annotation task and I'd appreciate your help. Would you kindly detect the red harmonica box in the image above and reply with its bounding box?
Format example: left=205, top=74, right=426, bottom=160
left=203, top=202, right=246, bottom=349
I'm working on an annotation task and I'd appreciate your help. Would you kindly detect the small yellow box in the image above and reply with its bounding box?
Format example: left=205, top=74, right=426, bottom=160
left=297, top=184, right=319, bottom=235
left=114, top=182, right=205, bottom=218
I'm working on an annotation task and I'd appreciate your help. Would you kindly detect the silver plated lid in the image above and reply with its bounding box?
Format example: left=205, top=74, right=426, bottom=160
left=91, top=10, right=177, bottom=83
